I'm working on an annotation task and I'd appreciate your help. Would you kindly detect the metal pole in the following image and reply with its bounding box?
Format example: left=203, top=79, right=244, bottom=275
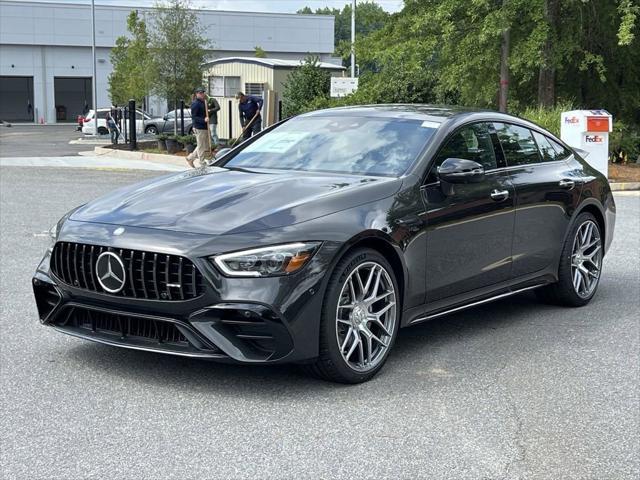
left=180, top=100, right=185, bottom=136
left=128, top=99, right=137, bottom=150
left=90, top=0, right=98, bottom=114
left=351, top=0, right=356, bottom=78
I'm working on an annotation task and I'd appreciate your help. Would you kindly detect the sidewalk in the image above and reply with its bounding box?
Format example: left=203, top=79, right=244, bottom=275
left=0, top=155, right=185, bottom=172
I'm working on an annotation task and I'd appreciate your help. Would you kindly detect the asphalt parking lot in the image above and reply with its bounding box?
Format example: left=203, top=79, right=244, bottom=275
left=1, top=166, right=638, bottom=479
left=0, top=124, right=89, bottom=157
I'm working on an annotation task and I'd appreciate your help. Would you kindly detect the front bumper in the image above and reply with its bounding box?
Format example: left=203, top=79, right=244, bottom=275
left=33, top=238, right=340, bottom=364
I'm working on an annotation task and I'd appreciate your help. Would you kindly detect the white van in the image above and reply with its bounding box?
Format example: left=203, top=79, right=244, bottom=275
left=82, top=108, right=151, bottom=136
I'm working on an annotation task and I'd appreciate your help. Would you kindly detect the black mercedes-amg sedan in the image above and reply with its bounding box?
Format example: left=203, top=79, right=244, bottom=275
left=33, top=105, right=616, bottom=383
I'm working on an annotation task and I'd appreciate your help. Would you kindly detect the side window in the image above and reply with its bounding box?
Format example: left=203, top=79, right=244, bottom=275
left=494, top=123, right=541, bottom=166
left=427, top=123, right=497, bottom=182
left=532, top=131, right=558, bottom=162
left=548, top=137, right=572, bottom=160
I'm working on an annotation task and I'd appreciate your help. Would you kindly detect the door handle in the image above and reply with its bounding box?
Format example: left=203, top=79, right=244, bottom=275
left=490, top=189, right=509, bottom=201
left=559, top=179, right=575, bottom=190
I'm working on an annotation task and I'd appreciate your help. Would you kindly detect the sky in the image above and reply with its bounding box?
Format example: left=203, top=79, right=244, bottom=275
left=16, top=0, right=405, bottom=14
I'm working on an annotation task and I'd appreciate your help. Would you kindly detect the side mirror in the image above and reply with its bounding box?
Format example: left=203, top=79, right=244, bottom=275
left=214, top=148, right=232, bottom=160
left=163, top=115, right=168, bottom=121
left=438, top=158, right=485, bottom=184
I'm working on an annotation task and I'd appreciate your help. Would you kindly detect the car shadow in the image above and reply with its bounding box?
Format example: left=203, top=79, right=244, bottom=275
left=64, top=292, right=557, bottom=394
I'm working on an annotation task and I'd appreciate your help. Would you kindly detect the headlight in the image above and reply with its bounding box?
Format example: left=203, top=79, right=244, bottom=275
left=47, top=205, right=84, bottom=252
left=212, top=242, right=321, bottom=277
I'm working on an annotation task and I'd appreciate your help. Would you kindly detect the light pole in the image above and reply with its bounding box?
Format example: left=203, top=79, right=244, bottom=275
left=351, top=0, right=356, bottom=78
left=91, top=0, right=97, bottom=114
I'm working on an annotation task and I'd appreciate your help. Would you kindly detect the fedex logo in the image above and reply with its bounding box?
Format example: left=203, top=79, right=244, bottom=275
left=585, top=135, right=604, bottom=143
left=564, top=116, right=580, bottom=125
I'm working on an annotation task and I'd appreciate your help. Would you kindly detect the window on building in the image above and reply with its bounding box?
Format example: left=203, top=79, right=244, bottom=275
left=244, top=83, right=265, bottom=97
left=209, top=76, right=224, bottom=97
left=208, top=75, right=241, bottom=97
left=224, top=76, right=241, bottom=97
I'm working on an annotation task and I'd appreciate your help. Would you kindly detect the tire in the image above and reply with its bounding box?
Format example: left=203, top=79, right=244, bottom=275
left=97, top=126, right=108, bottom=135
left=145, top=125, right=158, bottom=135
left=304, top=248, right=401, bottom=383
left=535, top=212, right=603, bottom=307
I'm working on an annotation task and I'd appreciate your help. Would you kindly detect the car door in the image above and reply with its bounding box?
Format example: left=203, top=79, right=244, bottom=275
left=161, top=111, right=176, bottom=133
left=493, top=123, right=578, bottom=277
left=422, top=122, right=516, bottom=303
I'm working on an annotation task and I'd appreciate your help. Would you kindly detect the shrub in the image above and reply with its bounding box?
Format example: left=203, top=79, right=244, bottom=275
left=517, top=101, right=575, bottom=138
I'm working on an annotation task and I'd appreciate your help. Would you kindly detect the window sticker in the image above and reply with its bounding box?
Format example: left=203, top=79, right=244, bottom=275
left=421, top=120, right=441, bottom=129
left=243, top=131, right=311, bottom=153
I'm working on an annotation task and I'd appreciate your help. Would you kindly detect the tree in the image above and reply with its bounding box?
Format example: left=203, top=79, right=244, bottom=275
left=108, top=11, right=154, bottom=106
left=150, top=0, right=208, bottom=133
left=282, top=56, right=332, bottom=118
left=298, top=1, right=390, bottom=67
left=254, top=46, right=267, bottom=58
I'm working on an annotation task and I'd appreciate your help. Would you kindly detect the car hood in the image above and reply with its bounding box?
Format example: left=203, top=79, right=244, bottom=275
left=70, top=167, right=401, bottom=235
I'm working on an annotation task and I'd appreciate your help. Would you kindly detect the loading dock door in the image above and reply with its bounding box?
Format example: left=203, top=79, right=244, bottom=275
left=54, top=77, right=92, bottom=122
left=0, top=76, right=34, bottom=122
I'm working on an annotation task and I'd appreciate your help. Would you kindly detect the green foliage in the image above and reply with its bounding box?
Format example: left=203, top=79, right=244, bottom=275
left=298, top=1, right=389, bottom=65
left=157, top=133, right=168, bottom=140
left=108, top=11, right=155, bottom=105
left=609, top=120, right=640, bottom=160
left=517, top=101, right=575, bottom=137
left=294, top=0, right=639, bottom=137
left=254, top=46, right=267, bottom=58
left=178, top=134, right=197, bottom=145
left=150, top=0, right=208, bottom=116
left=282, top=56, right=332, bottom=117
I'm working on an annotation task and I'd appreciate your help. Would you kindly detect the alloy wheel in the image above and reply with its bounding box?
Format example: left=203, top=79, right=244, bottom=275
left=571, top=220, right=602, bottom=298
left=335, top=262, right=397, bottom=372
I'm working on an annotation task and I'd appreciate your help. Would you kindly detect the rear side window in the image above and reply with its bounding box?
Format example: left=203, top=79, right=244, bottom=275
left=532, top=131, right=558, bottom=162
left=532, top=131, right=572, bottom=162
left=494, top=123, right=541, bottom=166
left=427, top=123, right=497, bottom=182
left=549, top=137, right=572, bottom=160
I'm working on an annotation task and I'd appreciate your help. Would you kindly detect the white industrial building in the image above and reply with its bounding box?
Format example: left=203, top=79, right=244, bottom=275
left=0, top=0, right=337, bottom=123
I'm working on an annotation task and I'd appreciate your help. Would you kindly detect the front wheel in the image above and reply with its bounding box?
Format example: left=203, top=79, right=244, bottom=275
left=145, top=125, right=158, bottom=135
left=305, top=248, right=400, bottom=383
left=536, top=212, right=603, bottom=307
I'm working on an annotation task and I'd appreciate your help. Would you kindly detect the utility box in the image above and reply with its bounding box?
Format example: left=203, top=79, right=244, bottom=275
left=561, top=109, right=612, bottom=177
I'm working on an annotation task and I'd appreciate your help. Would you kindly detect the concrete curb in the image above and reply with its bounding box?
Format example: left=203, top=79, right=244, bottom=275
left=92, top=146, right=187, bottom=167
left=610, top=182, right=640, bottom=191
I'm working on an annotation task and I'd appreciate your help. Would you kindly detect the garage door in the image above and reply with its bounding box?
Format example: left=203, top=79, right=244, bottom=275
left=0, top=76, right=34, bottom=122
left=54, top=77, right=92, bottom=122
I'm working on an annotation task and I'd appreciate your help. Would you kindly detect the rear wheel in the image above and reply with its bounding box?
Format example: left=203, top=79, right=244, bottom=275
left=97, top=126, right=108, bottom=135
left=305, top=248, right=400, bottom=383
left=536, top=212, right=603, bottom=307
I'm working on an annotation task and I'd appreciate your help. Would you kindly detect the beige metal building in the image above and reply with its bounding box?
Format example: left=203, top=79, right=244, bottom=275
left=203, top=57, right=345, bottom=140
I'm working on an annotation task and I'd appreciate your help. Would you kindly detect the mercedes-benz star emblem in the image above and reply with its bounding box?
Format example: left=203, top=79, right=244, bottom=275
left=96, top=251, right=126, bottom=293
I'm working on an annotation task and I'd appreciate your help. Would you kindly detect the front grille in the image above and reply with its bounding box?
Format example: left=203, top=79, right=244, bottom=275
left=55, top=306, right=193, bottom=347
left=51, top=242, right=206, bottom=301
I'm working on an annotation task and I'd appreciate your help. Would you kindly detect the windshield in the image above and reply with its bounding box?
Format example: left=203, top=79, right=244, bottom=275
left=224, top=115, right=438, bottom=176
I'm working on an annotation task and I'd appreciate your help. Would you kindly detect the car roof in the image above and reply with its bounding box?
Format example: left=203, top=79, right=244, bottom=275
left=302, top=103, right=537, bottom=127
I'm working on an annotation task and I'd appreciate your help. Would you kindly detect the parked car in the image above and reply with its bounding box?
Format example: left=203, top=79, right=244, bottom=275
left=144, top=109, right=194, bottom=135
left=33, top=105, right=615, bottom=383
left=82, top=108, right=151, bottom=136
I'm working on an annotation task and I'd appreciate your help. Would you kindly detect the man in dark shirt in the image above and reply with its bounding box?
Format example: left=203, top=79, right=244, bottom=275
left=185, top=87, right=209, bottom=168
left=236, top=92, right=263, bottom=141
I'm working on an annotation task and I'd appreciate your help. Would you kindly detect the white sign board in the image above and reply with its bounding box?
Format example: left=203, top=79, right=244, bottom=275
left=331, top=77, right=359, bottom=98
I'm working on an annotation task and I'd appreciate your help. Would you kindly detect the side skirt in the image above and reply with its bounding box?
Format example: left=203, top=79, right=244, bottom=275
left=408, top=284, right=544, bottom=325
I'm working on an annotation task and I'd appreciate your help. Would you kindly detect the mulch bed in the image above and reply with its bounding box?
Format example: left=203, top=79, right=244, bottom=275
left=609, top=162, right=640, bottom=182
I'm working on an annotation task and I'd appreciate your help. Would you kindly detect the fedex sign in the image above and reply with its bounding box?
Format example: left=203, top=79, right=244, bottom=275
left=585, top=134, right=605, bottom=144
left=564, top=116, right=580, bottom=126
